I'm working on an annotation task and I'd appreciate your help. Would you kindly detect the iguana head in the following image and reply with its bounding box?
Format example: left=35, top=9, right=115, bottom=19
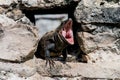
left=57, top=18, right=74, bottom=45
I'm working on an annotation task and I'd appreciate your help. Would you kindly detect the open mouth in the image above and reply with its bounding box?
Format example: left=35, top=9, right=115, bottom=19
left=61, top=18, right=74, bottom=45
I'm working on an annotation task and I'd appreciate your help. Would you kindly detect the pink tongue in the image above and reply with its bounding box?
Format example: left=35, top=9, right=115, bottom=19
left=66, top=38, right=74, bottom=44
left=61, top=29, right=74, bottom=44
left=66, top=30, right=73, bottom=38
left=66, top=30, right=74, bottom=44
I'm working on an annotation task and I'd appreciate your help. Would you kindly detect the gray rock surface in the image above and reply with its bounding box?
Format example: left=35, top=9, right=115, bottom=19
left=0, top=14, right=16, bottom=26
left=21, top=0, right=79, bottom=9
left=0, top=58, right=120, bottom=79
left=75, top=0, right=120, bottom=63
left=35, top=58, right=120, bottom=78
left=0, top=58, right=36, bottom=77
left=6, top=9, right=24, bottom=21
left=0, top=22, right=38, bottom=62
left=74, top=0, right=120, bottom=23
left=77, top=31, right=120, bottom=63
left=0, top=0, right=18, bottom=6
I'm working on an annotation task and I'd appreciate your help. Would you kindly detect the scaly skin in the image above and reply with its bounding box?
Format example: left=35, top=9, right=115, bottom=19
left=35, top=18, right=74, bottom=68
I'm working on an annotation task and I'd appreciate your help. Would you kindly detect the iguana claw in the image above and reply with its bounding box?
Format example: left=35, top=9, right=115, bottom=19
left=45, top=57, right=55, bottom=69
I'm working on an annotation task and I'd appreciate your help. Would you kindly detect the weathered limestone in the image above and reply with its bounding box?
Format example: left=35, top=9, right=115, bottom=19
left=77, top=31, right=120, bottom=63
left=0, top=58, right=36, bottom=77
left=21, top=0, right=79, bottom=9
left=6, top=9, right=24, bottom=21
left=74, top=0, right=120, bottom=23
left=0, top=7, right=38, bottom=62
left=0, top=23, right=38, bottom=62
left=75, top=0, right=120, bottom=63
left=35, top=58, right=120, bottom=78
left=0, top=0, right=18, bottom=6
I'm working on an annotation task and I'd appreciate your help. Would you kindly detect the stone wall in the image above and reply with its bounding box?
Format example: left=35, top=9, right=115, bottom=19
left=75, top=0, right=120, bottom=63
left=0, top=0, right=120, bottom=80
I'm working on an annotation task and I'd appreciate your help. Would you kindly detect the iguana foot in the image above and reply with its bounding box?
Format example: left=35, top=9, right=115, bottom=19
left=45, top=57, right=55, bottom=69
left=53, top=57, right=66, bottom=64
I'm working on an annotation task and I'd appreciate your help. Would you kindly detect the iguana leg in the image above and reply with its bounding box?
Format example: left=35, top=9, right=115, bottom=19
left=45, top=43, right=55, bottom=68
left=62, top=48, right=67, bottom=63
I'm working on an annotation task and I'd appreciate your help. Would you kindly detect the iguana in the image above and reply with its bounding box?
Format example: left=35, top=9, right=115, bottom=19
left=35, top=18, right=74, bottom=68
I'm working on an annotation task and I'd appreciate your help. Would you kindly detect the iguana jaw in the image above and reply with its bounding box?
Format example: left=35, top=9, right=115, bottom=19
left=61, top=18, right=74, bottom=45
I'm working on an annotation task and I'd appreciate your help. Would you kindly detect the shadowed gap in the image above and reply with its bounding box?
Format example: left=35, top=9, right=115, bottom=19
left=21, top=1, right=86, bottom=63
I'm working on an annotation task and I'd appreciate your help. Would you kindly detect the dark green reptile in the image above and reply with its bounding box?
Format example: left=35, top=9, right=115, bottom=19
left=35, top=18, right=74, bottom=68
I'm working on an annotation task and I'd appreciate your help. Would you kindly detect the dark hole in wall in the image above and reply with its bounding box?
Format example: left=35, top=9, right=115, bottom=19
left=21, top=1, right=86, bottom=63
left=21, top=1, right=78, bottom=24
left=105, top=0, right=119, bottom=3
